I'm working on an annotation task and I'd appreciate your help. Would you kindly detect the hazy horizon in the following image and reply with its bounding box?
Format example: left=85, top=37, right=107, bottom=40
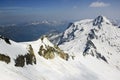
left=0, top=0, right=120, bottom=24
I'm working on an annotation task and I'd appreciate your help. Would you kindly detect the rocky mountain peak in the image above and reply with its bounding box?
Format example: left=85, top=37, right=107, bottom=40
left=59, top=15, right=120, bottom=69
left=93, top=15, right=111, bottom=27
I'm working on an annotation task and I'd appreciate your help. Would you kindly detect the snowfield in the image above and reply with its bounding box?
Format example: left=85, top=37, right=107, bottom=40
left=0, top=16, right=120, bottom=80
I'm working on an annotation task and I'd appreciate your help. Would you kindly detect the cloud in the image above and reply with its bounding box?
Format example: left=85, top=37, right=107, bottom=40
left=90, top=1, right=110, bottom=8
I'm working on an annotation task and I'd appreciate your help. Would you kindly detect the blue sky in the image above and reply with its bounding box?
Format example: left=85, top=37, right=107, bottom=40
left=0, top=0, right=120, bottom=24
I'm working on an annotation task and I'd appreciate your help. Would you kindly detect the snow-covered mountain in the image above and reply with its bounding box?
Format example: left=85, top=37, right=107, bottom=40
left=0, top=35, right=69, bottom=66
left=0, top=15, right=120, bottom=80
left=0, top=35, right=36, bottom=67
left=0, top=35, right=82, bottom=80
left=45, top=30, right=63, bottom=45
left=58, top=15, right=120, bottom=79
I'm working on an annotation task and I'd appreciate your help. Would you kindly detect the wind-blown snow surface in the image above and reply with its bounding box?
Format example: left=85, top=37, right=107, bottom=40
left=0, top=37, right=101, bottom=80
left=0, top=16, right=120, bottom=80
left=59, top=15, right=120, bottom=80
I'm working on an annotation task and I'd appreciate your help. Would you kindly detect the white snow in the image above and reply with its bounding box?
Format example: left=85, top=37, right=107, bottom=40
left=0, top=16, right=120, bottom=80
left=59, top=16, right=120, bottom=80
left=0, top=39, right=28, bottom=59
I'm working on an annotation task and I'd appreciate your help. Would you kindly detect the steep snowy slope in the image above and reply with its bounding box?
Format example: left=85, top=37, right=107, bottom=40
left=0, top=35, right=36, bottom=66
left=59, top=15, right=120, bottom=79
left=46, top=30, right=62, bottom=45
left=0, top=35, right=103, bottom=80
left=26, top=36, right=69, bottom=60
left=0, top=15, right=120, bottom=80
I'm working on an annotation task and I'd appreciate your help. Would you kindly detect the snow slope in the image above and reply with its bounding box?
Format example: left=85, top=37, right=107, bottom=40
left=59, top=15, right=120, bottom=80
left=46, top=30, right=62, bottom=45
left=0, top=15, right=120, bottom=80
left=0, top=36, right=102, bottom=80
left=0, top=36, right=28, bottom=64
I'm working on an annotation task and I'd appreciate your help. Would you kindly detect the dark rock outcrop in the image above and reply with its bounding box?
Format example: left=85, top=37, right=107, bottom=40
left=0, top=54, right=10, bottom=64
left=0, top=35, right=11, bottom=44
left=15, top=45, right=36, bottom=67
left=38, top=44, right=69, bottom=60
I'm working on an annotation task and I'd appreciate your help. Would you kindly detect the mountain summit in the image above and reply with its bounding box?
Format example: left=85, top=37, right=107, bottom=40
left=59, top=15, right=120, bottom=69
left=57, top=15, right=120, bottom=80
left=0, top=16, right=120, bottom=80
left=93, top=15, right=111, bottom=27
left=59, top=15, right=114, bottom=44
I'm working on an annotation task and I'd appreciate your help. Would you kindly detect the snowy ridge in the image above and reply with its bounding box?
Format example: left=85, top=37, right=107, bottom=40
left=59, top=16, right=120, bottom=67
left=0, top=16, right=120, bottom=80
left=58, top=15, right=120, bottom=80
left=25, top=36, right=54, bottom=54
left=0, top=35, right=37, bottom=67
left=0, top=35, right=69, bottom=65
left=93, top=15, right=111, bottom=26
left=46, top=30, right=62, bottom=45
left=0, top=36, right=28, bottom=59
left=0, top=35, right=101, bottom=80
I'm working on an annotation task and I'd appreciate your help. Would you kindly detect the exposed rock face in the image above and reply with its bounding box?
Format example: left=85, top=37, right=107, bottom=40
left=59, top=23, right=78, bottom=44
left=15, top=55, right=25, bottom=67
left=58, top=52, right=69, bottom=61
left=83, top=40, right=96, bottom=56
left=0, top=35, right=69, bottom=67
left=93, top=15, right=104, bottom=27
left=96, top=52, right=108, bottom=63
left=15, top=45, right=36, bottom=67
left=0, top=45, right=36, bottom=67
left=38, top=45, right=69, bottom=60
left=27, top=45, right=36, bottom=64
left=38, top=36, right=69, bottom=60
left=93, top=15, right=111, bottom=29
left=58, top=16, right=115, bottom=64
left=0, top=35, right=11, bottom=44
left=83, top=28, right=108, bottom=63
left=0, top=54, right=10, bottom=64
left=38, top=45, right=55, bottom=59
left=54, top=45, right=69, bottom=61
